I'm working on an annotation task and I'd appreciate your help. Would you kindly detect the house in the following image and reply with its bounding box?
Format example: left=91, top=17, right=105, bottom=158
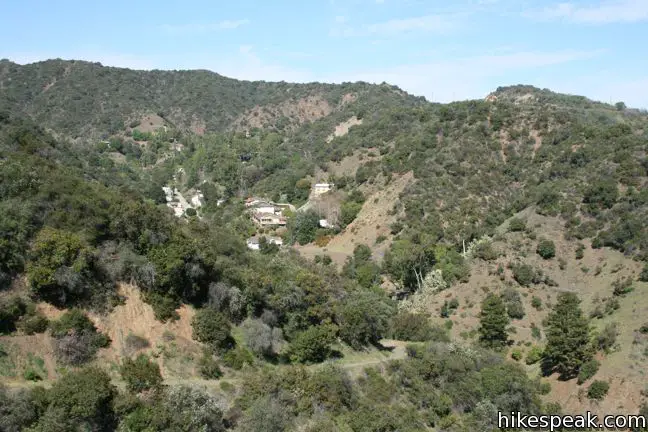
left=245, top=197, right=264, bottom=207
left=246, top=236, right=283, bottom=250
left=250, top=202, right=277, bottom=215
left=190, top=191, right=204, bottom=208
left=246, top=237, right=260, bottom=250
left=162, top=186, right=174, bottom=202
left=252, top=212, right=286, bottom=226
left=313, top=183, right=334, bottom=195
left=319, top=219, right=330, bottom=228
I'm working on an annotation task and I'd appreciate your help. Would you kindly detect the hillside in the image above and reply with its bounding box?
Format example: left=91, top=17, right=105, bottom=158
left=0, top=59, right=422, bottom=139
left=1, top=62, right=648, bottom=431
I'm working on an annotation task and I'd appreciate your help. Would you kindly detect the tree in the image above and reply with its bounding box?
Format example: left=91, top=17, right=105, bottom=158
left=340, top=201, right=362, bottom=227
left=542, top=292, right=593, bottom=379
left=639, top=264, right=648, bottom=282
left=241, top=318, right=285, bottom=357
left=36, top=367, right=117, bottom=431
left=238, top=397, right=291, bottom=432
left=191, top=308, right=233, bottom=352
left=288, top=210, right=319, bottom=245
left=336, top=290, right=395, bottom=349
left=587, top=380, right=609, bottom=400
left=50, top=309, right=110, bottom=365
left=388, top=311, right=448, bottom=342
left=120, top=354, right=163, bottom=393
left=161, top=386, right=225, bottom=431
left=26, top=227, right=96, bottom=306
left=288, top=325, right=336, bottom=363
left=0, top=386, right=38, bottom=432
left=478, top=294, right=510, bottom=349
left=383, top=239, right=436, bottom=292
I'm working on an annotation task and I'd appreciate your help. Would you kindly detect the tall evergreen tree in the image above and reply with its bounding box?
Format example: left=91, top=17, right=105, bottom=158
left=478, top=293, right=510, bottom=349
left=542, top=292, right=593, bottom=379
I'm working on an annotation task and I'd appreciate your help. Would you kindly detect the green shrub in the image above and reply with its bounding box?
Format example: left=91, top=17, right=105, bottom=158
left=124, top=333, right=150, bottom=353
left=539, top=382, right=551, bottom=395
left=577, top=359, right=600, bottom=384
left=144, top=292, right=180, bottom=322
left=525, top=346, right=543, bottom=365
left=389, top=312, right=432, bottom=341
left=221, top=346, right=255, bottom=370
left=198, top=350, right=222, bottom=379
left=536, top=239, right=556, bottom=259
left=587, top=380, right=609, bottom=400
left=473, top=241, right=498, bottom=261
left=575, top=243, right=585, bottom=260
left=120, top=354, right=163, bottom=393
left=17, top=313, right=49, bottom=335
left=288, top=325, right=336, bottom=364
left=50, top=309, right=110, bottom=365
left=595, top=323, right=618, bottom=353
left=531, top=296, right=542, bottom=310
left=511, top=349, right=523, bottom=361
left=191, top=308, right=233, bottom=353
left=220, top=381, right=234, bottom=393
left=509, top=217, right=526, bottom=232
left=511, top=263, right=539, bottom=287
left=639, top=264, right=648, bottom=282
left=23, top=367, right=44, bottom=381
left=0, top=296, right=28, bottom=334
left=612, top=277, right=634, bottom=296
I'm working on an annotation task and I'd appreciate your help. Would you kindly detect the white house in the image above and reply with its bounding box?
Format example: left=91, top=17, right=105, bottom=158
left=319, top=219, right=330, bottom=228
left=246, top=237, right=260, bottom=250
left=190, top=192, right=204, bottom=208
left=252, top=212, right=287, bottom=227
left=246, top=236, right=283, bottom=250
left=251, top=202, right=277, bottom=215
left=313, top=183, right=334, bottom=196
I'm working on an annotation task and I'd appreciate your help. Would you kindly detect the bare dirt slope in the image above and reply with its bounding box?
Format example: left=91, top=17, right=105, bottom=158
left=230, top=94, right=332, bottom=131
left=133, top=113, right=166, bottom=133
left=0, top=284, right=200, bottom=385
left=325, top=116, right=362, bottom=143
left=89, top=284, right=196, bottom=360
left=326, top=148, right=381, bottom=178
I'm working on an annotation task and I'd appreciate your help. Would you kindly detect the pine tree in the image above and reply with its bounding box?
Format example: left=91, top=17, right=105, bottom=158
left=478, top=293, right=510, bottom=349
left=543, top=292, right=593, bottom=379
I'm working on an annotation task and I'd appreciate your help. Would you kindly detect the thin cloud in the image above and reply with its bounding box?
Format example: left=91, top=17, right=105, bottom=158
left=523, top=0, right=648, bottom=24
left=367, top=14, right=457, bottom=34
left=331, top=13, right=457, bottom=37
left=161, top=19, right=250, bottom=34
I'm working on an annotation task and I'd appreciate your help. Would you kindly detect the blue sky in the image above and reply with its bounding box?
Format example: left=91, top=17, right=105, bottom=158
left=2, top=0, right=647, bottom=107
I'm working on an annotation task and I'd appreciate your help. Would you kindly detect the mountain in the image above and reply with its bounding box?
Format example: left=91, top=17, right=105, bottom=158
left=1, top=60, right=648, bottom=430
left=0, top=59, right=423, bottom=139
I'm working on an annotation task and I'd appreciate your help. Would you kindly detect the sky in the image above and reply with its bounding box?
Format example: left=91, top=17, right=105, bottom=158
left=1, top=0, right=647, bottom=108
